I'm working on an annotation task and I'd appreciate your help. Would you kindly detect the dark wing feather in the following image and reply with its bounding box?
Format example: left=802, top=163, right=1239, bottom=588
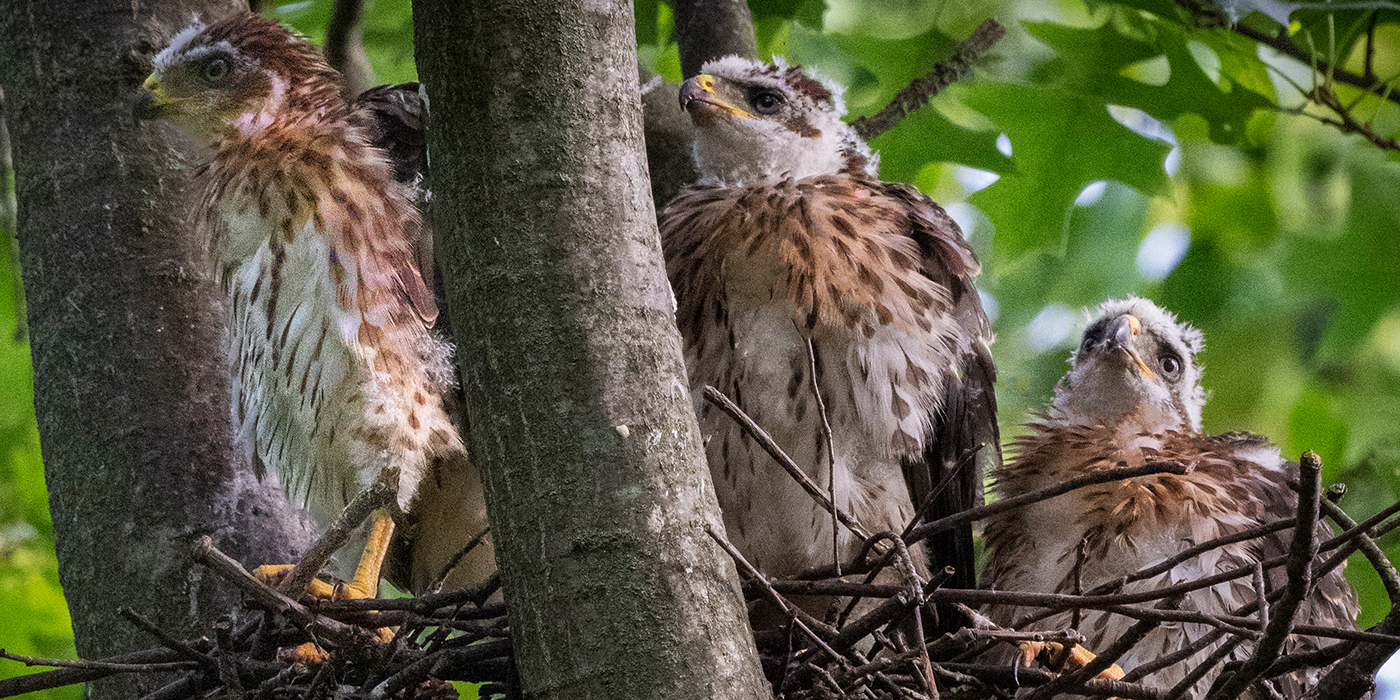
left=1211, top=435, right=1361, bottom=698
left=884, top=183, right=1001, bottom=629
left=350, top=82, right=426, bottom=184
left=349, top=83, right=449, bottom=333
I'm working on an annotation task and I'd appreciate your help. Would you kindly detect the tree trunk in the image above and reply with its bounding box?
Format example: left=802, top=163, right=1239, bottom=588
left=413, top=2, right=770, bottom=698
left=673, top=0, right=757, bottom=78
left=0, top=3, right=314, bottom=696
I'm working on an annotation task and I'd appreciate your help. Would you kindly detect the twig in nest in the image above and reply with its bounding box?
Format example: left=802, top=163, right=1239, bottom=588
left=1024, top=596, right=1181, bottom=700
left=703, top=385, right=871, bottom=540
left=1317, top=491, right=1400, bottom=604
left=805, top=337, right=843, bottom=575
left=191, top=535, right=367, bottom=648
left=1253, top=562, right=1269, bottom=632
left=0, top=647, right=206, bottom=697
left=852, top=19, right=1007, bottom=141
left=1163, top=636, right=1245, bottom=700
left=704, top=524, right=844, bottom=658
left=428, top=526, right=492, bottom=594
left=1206, top=451, right=1322, bottom=700
left=936, top=662, right=1169, bottom=700
left=0, top=649, right=199, bottom=674
left=904, top=461, right=1191, bottom=546
left=118, top=607, right=217, bottom=671
left=277, top=483, right=396, bottom=597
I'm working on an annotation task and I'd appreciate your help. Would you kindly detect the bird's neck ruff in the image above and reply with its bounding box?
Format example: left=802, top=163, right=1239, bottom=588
left=1043, top=382, right=1193, bottom=438
left=210, top=77, right=348, bottom=145
left=692, top=125, right=877, bottom=188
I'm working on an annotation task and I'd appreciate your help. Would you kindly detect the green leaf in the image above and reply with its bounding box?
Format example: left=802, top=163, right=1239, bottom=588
left=1025, top=20, right=1275, bottom=143
left=871, top=107, right=1013, bottom=182
left=636, top=0, right=660, bottom=46
left=960, top=83, right=1172, bottom=258
left=751, top=0, right=826, bottom=29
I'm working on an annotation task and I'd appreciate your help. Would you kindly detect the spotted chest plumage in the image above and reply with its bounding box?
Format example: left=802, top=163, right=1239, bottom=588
left=660, top=173, right=980, bottom=576
left=980, top=298, right=1359, bottom=699
left=203, top=115, right=460, bottom=524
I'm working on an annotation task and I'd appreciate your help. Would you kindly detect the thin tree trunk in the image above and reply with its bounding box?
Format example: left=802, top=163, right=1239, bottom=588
left=0, top=3, right=314, bottom=696
left=324, top=0, right=375, bottom=96
left=673, top=0, right=757, bottom=78
left=413, top=2, right=770, bottom=698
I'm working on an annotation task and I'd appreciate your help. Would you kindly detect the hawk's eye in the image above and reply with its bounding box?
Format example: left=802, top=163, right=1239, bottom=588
left=201, top=57, right=231, bottom=84
left=1160, top=354, right=1182, bottom=378
left=751, top=91, right=785, bottom=114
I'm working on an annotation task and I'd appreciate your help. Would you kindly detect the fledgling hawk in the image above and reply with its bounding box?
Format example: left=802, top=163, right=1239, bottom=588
left=136, top=15, right=492, bottom=598
left=658, top=57, right=1000, bottom=623
left=980, top=297, right=1359, bottom=697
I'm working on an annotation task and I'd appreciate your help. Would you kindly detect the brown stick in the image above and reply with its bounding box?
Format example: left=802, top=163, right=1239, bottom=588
left=0, top=646, right=204, bottom=698
left=1318, top=492, right=1400, bottom=604
left=118, top=607, right=217, bottom=671
left=1206, top=451, right=1322, bottom=700
left=851, top=19, right=1007, bottom=141
left=806, top=337, right=843, bottom=575
left=191, top=536, right=367, bottom=648
left=0, top=649, right=198, bottom=674
left=277, top=484, right=395, bottom=597
left=704, top=524, right=844, bottom=659
left=905, top=461, right=1190, bottom=545
left=703, top=385, right=871, bottom=540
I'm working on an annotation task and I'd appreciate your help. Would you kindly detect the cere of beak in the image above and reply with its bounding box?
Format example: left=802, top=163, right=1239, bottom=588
left=677, top=74, right=753, bottom=125
left=1107, top=314, right=1155, bottom=378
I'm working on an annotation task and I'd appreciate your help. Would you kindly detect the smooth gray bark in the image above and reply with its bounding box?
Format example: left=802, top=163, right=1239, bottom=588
left=0, top=3, right=314, bottom=696
left=673, top=0, right=758, bottom=78
left=413, top=1, right=770, bottom=698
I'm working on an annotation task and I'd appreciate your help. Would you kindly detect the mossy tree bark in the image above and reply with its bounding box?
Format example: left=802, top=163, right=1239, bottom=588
left=413, top=1, right=770, bottom=697
left=0, top=2, right=314, bottom=696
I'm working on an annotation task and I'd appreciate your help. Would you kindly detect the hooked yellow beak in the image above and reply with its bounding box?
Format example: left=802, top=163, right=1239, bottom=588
left=135, top=75, right=171, bottom=121
left=678, top=74, right=754, bottom=126
left=1109, top=314, right=1156, bottom=378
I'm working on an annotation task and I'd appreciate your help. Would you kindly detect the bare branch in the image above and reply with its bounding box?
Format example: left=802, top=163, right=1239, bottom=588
left=703, top=385, right=872, bottom=540
left=190, top=536, right=367, bottom=648
left=117, top=608, right=216, bottom=671
left=704, top=524, right=844, bottom=658
left=0, top=647, right=200, bottom=698
left=1206, top=451, right=1322, bottom=700
left=672, top=0, right=756, bottom=78
left=276, top=484, right=395, bottom=597
left=1319, top=494, right=1400, bottom=603
left=1172, top=0, right=1400, bottom=107
left=1166, top=636, right=1247, bottom=700
left=852, top=19, right=1006, bottom=142
left=324, top=0, right=375, bottom=95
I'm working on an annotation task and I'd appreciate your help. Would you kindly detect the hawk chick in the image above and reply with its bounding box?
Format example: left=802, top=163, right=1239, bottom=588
left=981, top=297, right=1359, bottom=698
left=659, top=57, right=999, bottom=627
left=137, top=15, right=492, bottom=597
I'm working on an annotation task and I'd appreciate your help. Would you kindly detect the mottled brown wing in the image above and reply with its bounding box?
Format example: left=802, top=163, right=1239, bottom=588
left=1211, top=434, right=1361, bottom=698
left=883, top=183, right=1000, bottom=625
left=349, top=82, right=444, bottom=330
left=351, top=82, right=426, bottom=184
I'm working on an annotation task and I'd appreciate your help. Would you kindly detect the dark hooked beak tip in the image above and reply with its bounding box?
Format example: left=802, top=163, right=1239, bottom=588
left=1111, top=317, right=1135, bottom=349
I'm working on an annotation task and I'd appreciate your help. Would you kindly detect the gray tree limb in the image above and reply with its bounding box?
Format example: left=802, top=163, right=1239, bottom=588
left=0, top=2, right=315, bottom=697
left=412, top=1, right=770, bottom=697
left=673, top=0, right=757, bottom=78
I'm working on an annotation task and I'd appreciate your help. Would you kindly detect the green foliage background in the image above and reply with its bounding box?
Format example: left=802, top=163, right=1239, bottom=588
left=4, top=0, right=1400, bottom=695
